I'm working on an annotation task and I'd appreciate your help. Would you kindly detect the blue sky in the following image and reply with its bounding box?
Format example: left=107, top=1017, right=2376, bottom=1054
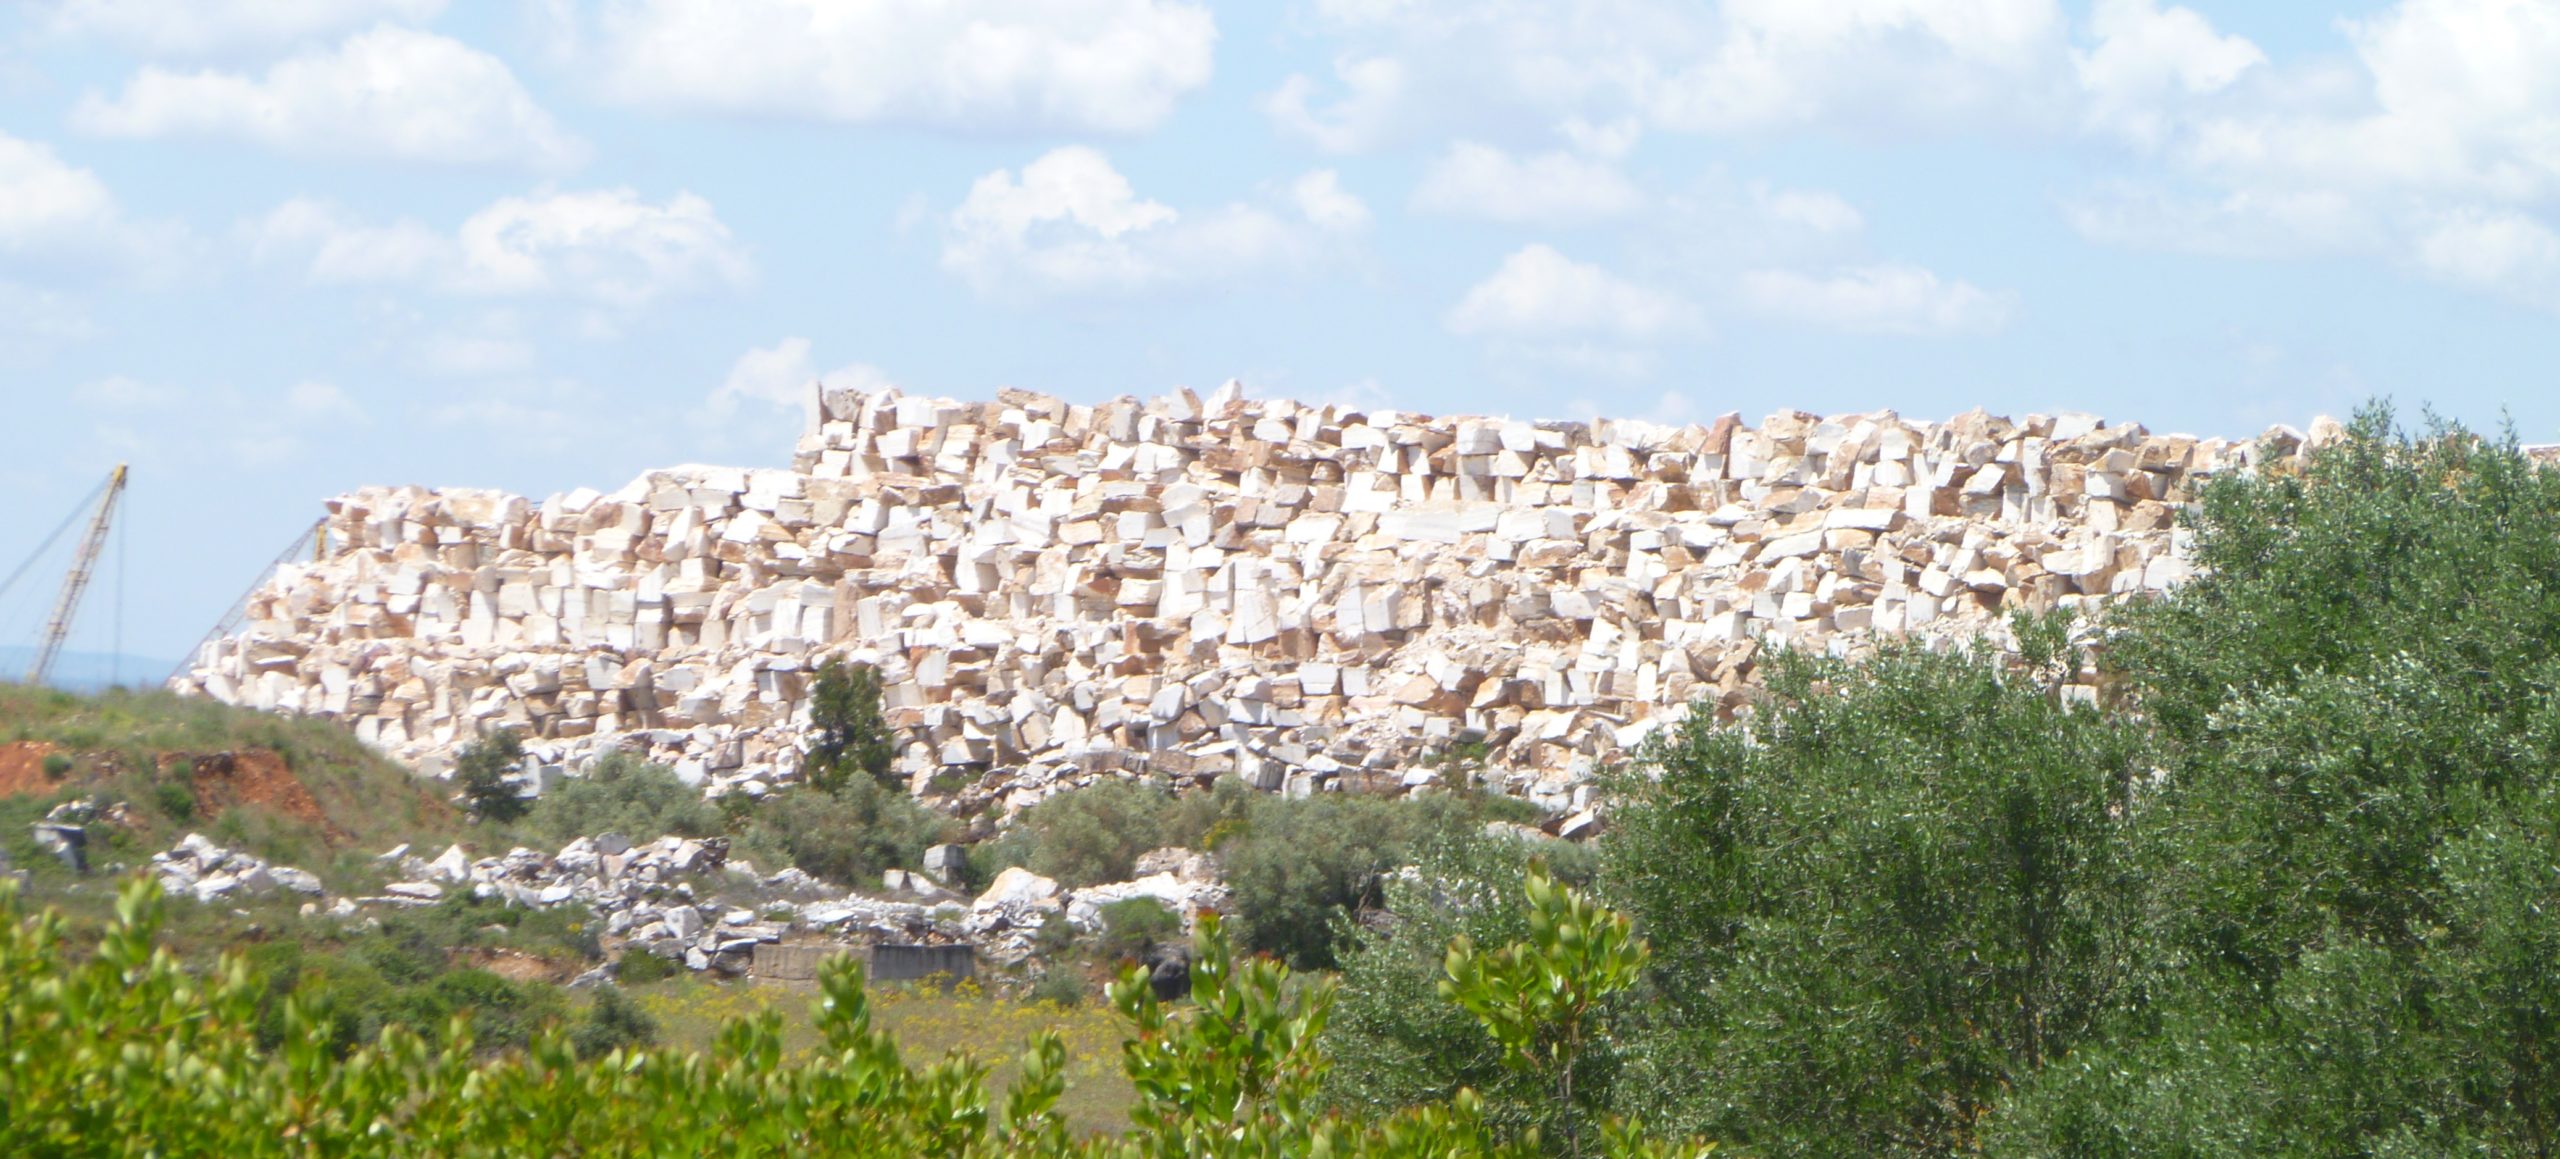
left=5, top=0, right=2560, bottom=666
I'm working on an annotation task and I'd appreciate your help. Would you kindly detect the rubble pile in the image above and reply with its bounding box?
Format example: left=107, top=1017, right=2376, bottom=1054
left=359, top=834, right=1227, bottom=974
left=152, top=832, right=326, bottom=904
left=177, top=383, right=2327, bottom=814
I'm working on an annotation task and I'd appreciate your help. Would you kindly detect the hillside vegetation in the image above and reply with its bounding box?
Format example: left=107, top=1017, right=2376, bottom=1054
left=0, top=683, right=459, bottom=898
left=11, top=407, right=2560, bottom=1155
left=1323, top=407, right=2560, bottom=1154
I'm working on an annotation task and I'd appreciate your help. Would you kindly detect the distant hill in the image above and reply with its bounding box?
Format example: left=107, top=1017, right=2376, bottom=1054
left=0, top=647, right=182, bottom=694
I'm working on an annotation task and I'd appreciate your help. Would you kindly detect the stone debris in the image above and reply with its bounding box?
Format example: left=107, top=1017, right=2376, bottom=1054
left=152, top=833, right=326, bottom=904
left=177, top=384, right=2306, bottom=816
left=221, top=829, right=1235, bottom=975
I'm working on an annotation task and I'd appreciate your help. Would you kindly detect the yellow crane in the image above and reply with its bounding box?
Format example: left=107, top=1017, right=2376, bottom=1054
left=22, top=465, right=127, bottom=686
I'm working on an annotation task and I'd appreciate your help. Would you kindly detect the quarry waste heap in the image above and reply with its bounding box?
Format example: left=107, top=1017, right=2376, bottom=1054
left=176, top=382, right=2324, bottom=824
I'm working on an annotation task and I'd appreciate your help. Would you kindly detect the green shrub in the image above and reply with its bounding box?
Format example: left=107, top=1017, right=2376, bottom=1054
left=1989, top=411, right=2560, bottom=1155
left=801, top=659, right=896, bottom=791
left=1, top=875, right=1712, bottom=1155
left=569, top=986, right=658, bottom=1059
left=1324, top=832, right=1587, bottom=1140
left=1016, top=778, right=1173, bottom=886
left=39, top=752, right=72, bottom=780
left=1097, top=897, right=1182, bottom=963
left=729, top=774, right=951, bottom=887
left=1220, top=790, right=1487, bottom=970
left=1028, top=967, right=1088, bottom=1008
left=1603, top=632, right=2147, bottom=1155
left=152, top=779, right=195, bottom=822
left=523, top=750, right=718, bottom=846
left=614, top=948, right=679, bottom=986
left=454, top=730, right=529, bottom=823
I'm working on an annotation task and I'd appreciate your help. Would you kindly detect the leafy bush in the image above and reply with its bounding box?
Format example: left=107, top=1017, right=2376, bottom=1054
left=801, top=659, right=897, bottom=791
left=152, top=778, right=195, bottom=822
left=0, top=875, right=1708, bottom=1156
left=1015, top=778, right=1173, bottom=886
left=1096, top=897, right=1182, bottom=962
left=1987, top=411, right=2560, bottom=1154
left=728, top=773, right=952, bottom=886
left=1220, top=790, right=1490, bottom=970
left=570, top=985, right=659, bottom=1060
left=997, top=777, right=1528, bottom=970
left=39, top=752, right=71, bottom=780
left=523, top=750, right=719, bottom=846
left=1327, top=833, right=1611, bottom=1145
left=1603, top=632, right=2146, bottom=1155
left=1029, top=967, right=1089, bottom=1009
left=614, top=946, right=680, bottom=986
left=453, top=729, right=530, bottom=823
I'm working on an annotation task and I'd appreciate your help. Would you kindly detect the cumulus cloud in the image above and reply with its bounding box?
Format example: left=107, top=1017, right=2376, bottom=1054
left=43, top=0, right=444, bottom=56
left=2411, top=208, right=2560, bottom=306
left=1445, top=244, right=1696, bottom=339
left=1264, top=55, right=1407, bottom=152
left=73, top=26, right=586, bottom=170
left=0, top=130, right=183, bottom=277
left=558, top=0, right=1215, bottom=135
left=708, top=337, right=890, bottom=418
left=2056, top=0, right=2560, bottom=314
left=939, top=147, right=1367, bottom=297
left=1740, top=263, right=2015, bottom=336
left=247, top=187, right=750, bottom=306
left=2063, top=183, right=2376, bottom=260
left=1411, top=141, right=1645, bottom=224
left=1754, top=185, right=1865, bottom=234
left=0, top=133, right=121, bottom=251
left=1650, top=0, right=2072, bottom=133
left=1267, top=0, right=2075, bottom=147
left=2073, top=0, right=2264, bottom=145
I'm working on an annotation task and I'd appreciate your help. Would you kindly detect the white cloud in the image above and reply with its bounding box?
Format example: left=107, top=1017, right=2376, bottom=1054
left=707, top=336, right=890, bottom=422
left=2059, top=0, right=2560, bottom=314
left=248, top=188, right=750, bottom=306
left=1264, top=55, right=1406, bottom=152
left=0, top=130, right=182, bottom=276
left=2411, top=208, right=2560, bottom=305
left=457, top=189, right=749, bottom=304
left=44, top=0, right=443, bottom=56
left=1755, top=185, right=1864, bottom=234
left=1649, top=0, right=2072, bottom=133
left=248, top=198, right=449, bottom=283
left=562, top=0, right=1215, bottom=135
left=2063, top=183, right=2375, bottom=259
left=1741, top=263, right=2014, bottom=335
left=1271, top=0, right=2074, bottom=146
left=940, top=147, right=1366, bottom=297
left=1411, top=141, right=1644, bottom=224
left=1292, top=170, right=1373, bottom=231
left=1445, top=244, right=1695, bottom=339
left=2074, top=0, right=2264, bottom=145
left=0, top=133, right=120, bottom=249
left=73, top=26, right=586, bottom=170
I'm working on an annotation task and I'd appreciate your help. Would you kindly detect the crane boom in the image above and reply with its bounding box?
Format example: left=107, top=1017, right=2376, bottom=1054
left=26, top=464, right=127, bottom=686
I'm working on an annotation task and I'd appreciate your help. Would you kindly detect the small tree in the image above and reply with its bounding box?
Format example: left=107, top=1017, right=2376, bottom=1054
left=802, top=659, right=897, bottom=792
left=454, top=730, right=530, bottom=823
left=1442, top=862, right=1653, bottom=1157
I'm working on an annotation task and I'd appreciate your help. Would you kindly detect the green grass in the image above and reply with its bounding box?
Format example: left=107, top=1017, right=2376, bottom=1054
left=0, top=682, right=459, bottom=891
left=632, top=972, right=1136, bottom=1136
